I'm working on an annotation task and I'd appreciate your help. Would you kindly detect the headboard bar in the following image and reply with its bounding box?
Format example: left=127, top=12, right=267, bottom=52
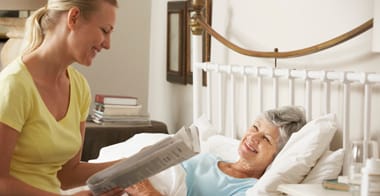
left=324, top=80, right=331, bottom=114
left=243, top=74, right=249, bottom=130
left=363, top=83, right=372, bottom=162
left=231, top=74, right=236, bottom=138
left=258, top=76, right=263, bottom=112
left=289, top=78, right=295, bottom=105
left=273, top=77, right=279, bottom=108
left=217, top=72, right=224, bottom=134
left=305, top=79, right=312, bottom=121
left=342, top=83, right=350, bottom=150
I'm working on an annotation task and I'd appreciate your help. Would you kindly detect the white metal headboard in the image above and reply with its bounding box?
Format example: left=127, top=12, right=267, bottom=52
left=193, top=62, right=380, bottom=174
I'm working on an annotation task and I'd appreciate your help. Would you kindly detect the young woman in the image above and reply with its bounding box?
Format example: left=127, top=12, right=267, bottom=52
left=0, top=0, right=126, bottom=195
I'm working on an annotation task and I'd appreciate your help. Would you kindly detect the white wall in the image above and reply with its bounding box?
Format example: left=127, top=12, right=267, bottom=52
left=75, top=0, right=152, bottom=114
left=210, top=0, right=380, bottom=72
left=148, top=0, right=193, bottom=133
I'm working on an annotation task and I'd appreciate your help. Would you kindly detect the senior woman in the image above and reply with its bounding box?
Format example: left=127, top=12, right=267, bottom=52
left=126, top=106, right=307, bottom=196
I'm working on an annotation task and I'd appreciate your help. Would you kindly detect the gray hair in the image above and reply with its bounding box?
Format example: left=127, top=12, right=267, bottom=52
left=22, top=0, right=118, bottom=54
left=263, top=106, right=306, bottom=153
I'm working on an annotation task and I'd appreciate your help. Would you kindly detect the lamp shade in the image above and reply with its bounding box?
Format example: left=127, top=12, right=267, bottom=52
left=0, top=0, right=46, bottom=11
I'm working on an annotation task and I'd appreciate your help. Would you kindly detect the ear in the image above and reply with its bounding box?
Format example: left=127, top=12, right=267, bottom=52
left=67, top=7, right=81, bottom=30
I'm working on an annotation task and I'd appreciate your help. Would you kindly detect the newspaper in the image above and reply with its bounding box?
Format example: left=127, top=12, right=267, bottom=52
left=86, top=125, right=200, bottom=195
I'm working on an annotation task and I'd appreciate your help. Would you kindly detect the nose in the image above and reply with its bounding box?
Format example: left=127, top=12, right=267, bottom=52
left=247, top=132, right=264, bottom=144
left=101, top=35, right=111, bottom=49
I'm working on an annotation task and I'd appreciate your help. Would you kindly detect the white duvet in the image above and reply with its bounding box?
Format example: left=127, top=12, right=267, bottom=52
left=62, top=114, right=344, bottom=196
left=65, top=131, right=239, bottom=196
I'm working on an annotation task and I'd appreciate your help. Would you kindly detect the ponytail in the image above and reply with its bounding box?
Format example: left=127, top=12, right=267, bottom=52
left=22, top=7, right=48, bottom=55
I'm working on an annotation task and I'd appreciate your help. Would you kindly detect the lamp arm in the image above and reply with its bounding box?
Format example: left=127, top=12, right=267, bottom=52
left=192, top=15, right=373, bottom=58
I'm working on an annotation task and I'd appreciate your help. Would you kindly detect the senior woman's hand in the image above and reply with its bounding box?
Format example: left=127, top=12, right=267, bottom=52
left=125, top=179, right=162, bottom=196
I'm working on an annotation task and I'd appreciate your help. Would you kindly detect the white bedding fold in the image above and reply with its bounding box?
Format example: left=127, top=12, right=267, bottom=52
left=89, top=133, right=188, bottom=196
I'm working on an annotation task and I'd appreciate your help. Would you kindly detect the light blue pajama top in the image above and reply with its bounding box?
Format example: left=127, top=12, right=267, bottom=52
left=182, top=153, right=257, bottom=196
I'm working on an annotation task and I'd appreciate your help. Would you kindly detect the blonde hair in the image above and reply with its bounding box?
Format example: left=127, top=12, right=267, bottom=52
left=22, top=0, right=118, bottom=54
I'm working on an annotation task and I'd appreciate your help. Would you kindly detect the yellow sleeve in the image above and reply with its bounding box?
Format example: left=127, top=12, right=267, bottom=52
left=0, top=74, right=32, bottom=132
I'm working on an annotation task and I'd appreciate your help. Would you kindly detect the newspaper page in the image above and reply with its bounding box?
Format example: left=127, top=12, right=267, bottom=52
left=86, top=125, right=200, bottom=195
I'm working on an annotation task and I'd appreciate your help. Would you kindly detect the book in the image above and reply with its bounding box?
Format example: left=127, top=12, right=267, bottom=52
left=94, top=103, right=142, bottom=116
left=95, top=94, right=138, bottom=105
left=322, top=178, right=350, bottom=192
left=91, top=118, right=152, bottom=126
left=92, top=113, right=149, bottom=121
left=91, top=114, right=152, bottom=126
left=86, top=125, right=200, bottom=195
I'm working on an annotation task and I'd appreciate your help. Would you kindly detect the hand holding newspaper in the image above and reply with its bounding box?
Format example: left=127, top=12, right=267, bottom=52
left=86, top=125, right=200, bottom=195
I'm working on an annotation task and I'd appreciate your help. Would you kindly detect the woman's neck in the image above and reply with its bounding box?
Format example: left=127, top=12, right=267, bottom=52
left=218, top=161, right=263, bottom=179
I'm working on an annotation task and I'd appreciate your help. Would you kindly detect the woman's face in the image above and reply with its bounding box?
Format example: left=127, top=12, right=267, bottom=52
left=238, top=116, right=280, bottom=171
left=67, top=1, right=116, bottom=66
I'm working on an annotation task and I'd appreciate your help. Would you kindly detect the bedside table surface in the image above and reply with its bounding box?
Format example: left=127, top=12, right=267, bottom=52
left=277, top=184, right=351, bottom=196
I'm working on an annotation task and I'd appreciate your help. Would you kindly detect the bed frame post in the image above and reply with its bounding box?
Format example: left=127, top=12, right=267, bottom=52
left=363, top=78, right=372, bottom=166
left=217, top=66, right=224, bottom=134
left=304, top=71, right=312, bottom=121
left=341, top=72, right=351, bottom=176
left=272, top=69, right=279, bottom=108
left=243, top=66, right=249, bottom=130
left=229, top=65, right=237, bottom=138
left=193, top=63, right=202, bottom=122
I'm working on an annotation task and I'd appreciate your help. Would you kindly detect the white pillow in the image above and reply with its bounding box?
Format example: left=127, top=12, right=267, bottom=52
left=302, top=149, right=344, bottom=183
left=203, top=134, right=240, bottom=162
left=193, top=114, right=218, bottom=141
left=246, top=113, right=337, bottom=196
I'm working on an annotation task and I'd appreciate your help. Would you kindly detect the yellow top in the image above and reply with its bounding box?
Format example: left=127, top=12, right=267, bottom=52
left=0, top=57, right=91, bottom=193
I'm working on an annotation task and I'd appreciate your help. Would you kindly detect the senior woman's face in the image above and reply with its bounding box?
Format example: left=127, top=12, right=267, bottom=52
left=238, top=116, right=280, bottom=171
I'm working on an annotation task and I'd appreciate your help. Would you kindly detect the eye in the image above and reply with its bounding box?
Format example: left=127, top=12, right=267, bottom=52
left=252, top=125, right=258, bottom=132
left=263, top=135, right=273, bottom=144
left=100, top=28, right=110, bottom=34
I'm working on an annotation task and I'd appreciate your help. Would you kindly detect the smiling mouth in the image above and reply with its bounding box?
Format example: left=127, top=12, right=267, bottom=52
left=91, top=48, right=99, bottom=57
left=245, top=142, right=258, bottom=153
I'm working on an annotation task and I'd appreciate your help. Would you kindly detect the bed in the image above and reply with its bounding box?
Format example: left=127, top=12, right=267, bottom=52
left=70, top=62, right=380, bottom=196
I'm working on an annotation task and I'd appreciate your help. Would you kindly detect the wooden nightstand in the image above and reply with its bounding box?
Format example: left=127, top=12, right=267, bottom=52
left=277, top=184, right=351, bottom=196
left=81, top=121, right=168, bottom=161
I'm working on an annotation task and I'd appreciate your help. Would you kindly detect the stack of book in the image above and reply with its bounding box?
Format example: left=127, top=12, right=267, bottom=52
left=322, top=178, right=350, bottom=192
left=91, top=94, right=151, bottom=126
